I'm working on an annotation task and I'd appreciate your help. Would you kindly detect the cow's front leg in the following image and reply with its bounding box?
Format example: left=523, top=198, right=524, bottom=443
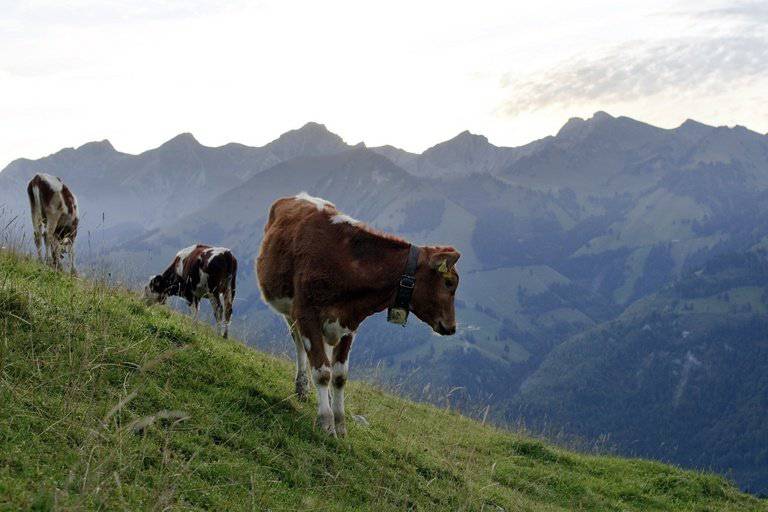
left=49, top=239, right=61, bottom=270
left=68, top=242, right=77, bottom=276
left=189, top=299, right=200, bottom=323
left=45, top=230, right=59, bottom=269
left=332, top=333, right=354, bottom=437
left=44, top=212, right=62, bottom=269
left=298, top=318, right=335, bottom=436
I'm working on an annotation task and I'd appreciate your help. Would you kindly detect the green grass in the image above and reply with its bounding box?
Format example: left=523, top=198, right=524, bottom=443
left=0, top=250, right=765, bottom=511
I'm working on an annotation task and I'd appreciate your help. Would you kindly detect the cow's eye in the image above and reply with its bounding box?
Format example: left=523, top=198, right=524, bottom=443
left=444, top=278, right=454, bottom=288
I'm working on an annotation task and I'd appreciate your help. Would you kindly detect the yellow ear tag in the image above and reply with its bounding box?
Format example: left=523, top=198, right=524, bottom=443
left=437, top=261, right=448, bottom=274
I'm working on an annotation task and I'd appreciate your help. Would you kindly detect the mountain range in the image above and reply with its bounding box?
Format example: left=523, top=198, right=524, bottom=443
left=1, top=112, right=767, bottom=493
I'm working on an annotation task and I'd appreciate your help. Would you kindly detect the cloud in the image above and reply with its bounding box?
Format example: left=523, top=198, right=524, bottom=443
left=0, top=0, right=246, bottom=29
left=692, top=0, right=768, bottom=25
left=500, top=35, right=768, bottom=115
left=500, top=1, right=768, bottom=116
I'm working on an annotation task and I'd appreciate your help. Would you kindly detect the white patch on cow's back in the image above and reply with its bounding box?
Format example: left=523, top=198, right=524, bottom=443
left=322, top=318, right=352, bottom=345
left=267, top=296, right=293, bottom=315
left=330, top=213, right=360, bottom=226
left=175, top=245, right=198, bottom=275
left=39, top=173, right=63, bottom=192
left=206, top=247, right=230, bottom=260
left=295, top=192, right=334, bottom=211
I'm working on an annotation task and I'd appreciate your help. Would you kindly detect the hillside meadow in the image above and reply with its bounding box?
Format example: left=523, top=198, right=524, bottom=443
left=0, top=250, right=764, bottom=511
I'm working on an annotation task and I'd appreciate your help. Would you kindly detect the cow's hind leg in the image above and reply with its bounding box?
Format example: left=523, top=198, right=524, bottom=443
left=31, top=220, right=43, bottom=262
left=210, top=294, right=224, bottom=336
left=41, top=230, right=48, bottom=262
left=44, top=212, right=62, bottom=269
left=285, top=315, right=310, bottom=401
left=332, top=333, right=354, bottom=437
left=29, top=185, right=44, bottom=262
left=222, top=287, right=234, bottom=339
left=297, top=317, right=335, bottom=435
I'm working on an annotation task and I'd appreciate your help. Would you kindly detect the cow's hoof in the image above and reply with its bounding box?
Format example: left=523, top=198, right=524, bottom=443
left=295, top=380, right=310, bottom=402
left=335, top=420, right=348, bottom=437
left=318, top=413, right=336, bottom=436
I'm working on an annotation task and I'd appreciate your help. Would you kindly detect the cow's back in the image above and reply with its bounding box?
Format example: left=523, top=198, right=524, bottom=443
left=202, top=248, right=238, bottom=295
left=257, top=197, right=330, bottom=304
left=27, top=174, right=55, bottom=223
left=26, top=174, right=78, bottom=235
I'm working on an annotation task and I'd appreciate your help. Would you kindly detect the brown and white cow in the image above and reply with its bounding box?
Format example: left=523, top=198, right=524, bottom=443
left=144, top=244, right=238, bottom=338
left=27, top=173, right=79, bottom=274
left=256, top=192, right=460, bottom=436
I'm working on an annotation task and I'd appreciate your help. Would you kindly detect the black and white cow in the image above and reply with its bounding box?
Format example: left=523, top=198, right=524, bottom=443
left=27, top=173, right=79, bottom=274
left=144, top=244, right=237, bottom=338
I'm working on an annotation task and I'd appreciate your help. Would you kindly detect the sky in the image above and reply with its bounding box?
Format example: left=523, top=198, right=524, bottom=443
left=1, top=0, right=767, bottom=167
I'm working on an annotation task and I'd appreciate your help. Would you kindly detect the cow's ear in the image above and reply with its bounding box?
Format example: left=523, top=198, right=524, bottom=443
left=428, top=248, right=460, bottom=273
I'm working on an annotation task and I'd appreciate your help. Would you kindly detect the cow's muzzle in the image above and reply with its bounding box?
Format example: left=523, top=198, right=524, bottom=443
left=436, top=321, right=456, bottom=336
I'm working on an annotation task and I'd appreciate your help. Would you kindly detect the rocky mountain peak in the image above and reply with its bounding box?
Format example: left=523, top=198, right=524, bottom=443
left=416, top=130, right=508, bottom=177
left=297, top=121, right=331, bottom=134
left=556, top=111, right=616, bottom=139
left=675, top=119, right=714, bottom=142
left=159, top=132, right=202, bottom=150
left=679, top=119, right=709, bottom=130
left=424, top=130, right=494, bottom=157
left=77, top=139, right=116, bottom=154
left=591, top=110, right=615, bottom=122
left=282, top=122, right=340, bottom=142
left=448, top=130, right=490, bottom=146
left=556, top=116, right=586, bottom=137
left=266, top=122, right=347, bottom=159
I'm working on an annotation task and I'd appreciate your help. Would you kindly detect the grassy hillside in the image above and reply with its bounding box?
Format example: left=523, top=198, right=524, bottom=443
left=0, top=251, right=764, bottom=511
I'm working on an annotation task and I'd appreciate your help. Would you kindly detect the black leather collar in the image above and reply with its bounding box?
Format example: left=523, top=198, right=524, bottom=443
left=387, top=245, right=420, bottom=325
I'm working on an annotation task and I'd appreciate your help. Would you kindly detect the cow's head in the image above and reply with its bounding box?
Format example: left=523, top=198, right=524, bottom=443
left=411, top=246, right=461, bottom=336
left=59, top=237, right=73, bottom=257
left=143, top=275, right=168, bottom=305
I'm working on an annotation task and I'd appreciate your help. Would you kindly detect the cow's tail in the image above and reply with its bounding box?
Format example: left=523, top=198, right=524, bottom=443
left=27, top=180, right=43, bottom=227
left=228, top=255, right=237, bottom=301
left=265, top=201, right=279, bottom=233
left=265, top=197, right=292, bottom=233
